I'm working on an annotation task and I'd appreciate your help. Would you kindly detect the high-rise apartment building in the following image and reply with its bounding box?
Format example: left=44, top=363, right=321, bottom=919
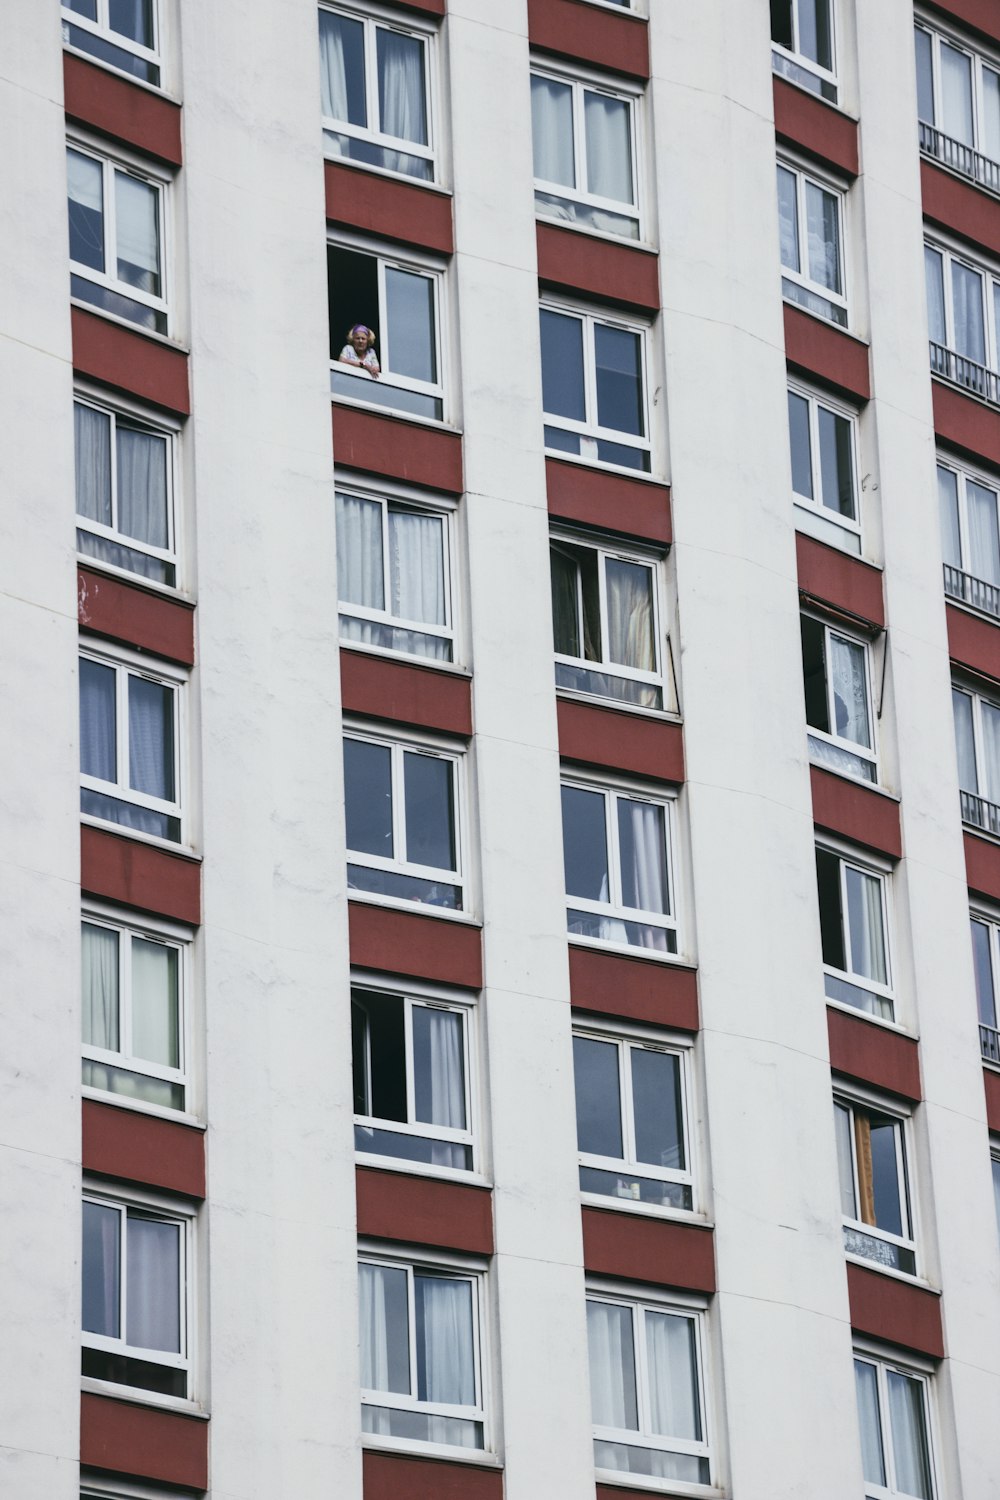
left=4, top=1, right=1000, bottom=1497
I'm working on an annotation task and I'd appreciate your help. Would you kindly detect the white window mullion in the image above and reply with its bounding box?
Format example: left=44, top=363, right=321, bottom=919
left=391, top=741, right=407, bottom=866
left=573, top=83, right=587, bottom=196
left=583, top=313, right=599, bottom=438
left=606, top=791, right=623, bottom=909
left=120, top=931, right=134, bottom=1063
left=633, top=1301, right=652, bottom=1443
left=117, top=1205, right=129, bottom=1352
left=364, top=19, right=380, bottom=136
left=406, top=1265, right=419, bottom=1400
left=403, top=998, right=417, bottom=1122
left=377, top=259, right=391, bottom=375
left=618, top=1041, right=637, bottom=1167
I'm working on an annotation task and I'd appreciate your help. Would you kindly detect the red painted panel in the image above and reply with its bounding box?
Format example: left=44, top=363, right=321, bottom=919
left=81, top=825, right=201, bottom=925
left=984, top=1067, right=1000, bottom=1132
left=363, top=1450, right=503, bottom=1500
left=925, top=0, right=1000, bottom=47
left=846, top=1263, right=945, bottom=1359
left=810, top=767, right=902, bottom=861
left=536, top=223, right=660, bottom=313
left=71, top=307, right=190, bottom=417
left=80, top=1393, right=208, bottom=1490
left=546, top=458, right=672, bottom=545
left=558, top=699, right=684, bottom=784
left=796, top=533, right=885, bottom=628
left=82, top=1098, right=205, bottom=1198
left=783, top=305, right=871, bottom=402
left=332, top=405, right=463, bottom=495
left=598, top=1488, right=677, bottom=1500
left=325, top=161, right=453, bottom=255
left=348, top=901, right=483, bottom=989
left=582, top=1207, right=716, bottom=1293
left=946, top=601, right=1000, bottom=683
left=78, top=567, right=194, bottom=665
left=341, top=649, right=472, bottom=737
left=527, top=0, right=649, bottom=79
left=964, top=829, right=1000, bottom=905
left=921, top=159, right=1000, bottom=261
left=933, top=381, right=1000, bottom=472
left=773, top=77, right=859, bottom=177
left=356, top=1167, right=494, bottom=1255
left=569, top=946, right=700, bottom=1032
left=63, top=53, right=183, bottom=166
left=827, top=1008, right=922, bottom=1103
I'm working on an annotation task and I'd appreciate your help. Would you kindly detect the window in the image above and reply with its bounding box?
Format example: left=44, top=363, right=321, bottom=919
left=938, top=458, right=1000, bottom=616
left=561, top=779, right=677, bottom=954
left=816, top=846, right=893, bottom=1020
left=952, top=682, right=1000, bottom=834
left=587, top=1291, right=710, bottom=1485
left=82, top=913, right=188, bottom=1112
left=328, top=244, right=444, bottom=420
left=771, top=0, right=837, bottom=102
left=336, top=488, right=453, bottom=662
left=82, top=1190, right=190, bottom=1398
left=971, top=913, right=1000, bottom=1063
left=573, top=1030, right=691, bottom=1210
left=344, top=731, right=463, bottom=909
left=854, top=1353, right=936, bottom=1500
left=992, top=1151, right=1000, bottom=1242
left=925, top=240, right=1000, bottom=403
left=67, top=144, right=167, bottom=334
left=835, top=1097, right=915, bottom=1275
left=531, top=67, right=640, bottom=240
left=801, top=614, right=877, bottom=782
left=915, top=24, right=1000, bottom=194
left=79, top=651, right=182, bottom=842
left=550, top=535, right=663, bottom=708
left=74, top=397, right=177, bottom=586
left=353, top=988, right=474, bottom=1171
left=319, top=6, right=434, bottom=182
left=776, top=160, right=847, bottom=326
left=359, top=1254, right=485, bottom=1451
left=541, top=303, right=650, bottom=472
left=63, top=0, right=160, bottom=86
left=787, top=384, right=860, bottom=550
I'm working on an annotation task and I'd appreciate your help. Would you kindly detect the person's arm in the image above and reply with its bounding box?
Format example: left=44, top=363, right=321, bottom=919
left=366, top=351, right=381, bottom=379
left=338, top=345, right=361, bottom=365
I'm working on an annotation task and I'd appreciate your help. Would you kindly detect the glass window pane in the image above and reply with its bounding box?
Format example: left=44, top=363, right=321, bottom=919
left=940, top=42, right=974, bottom=145
left=127, top=1215, right=180, bottom=1352
left=984, top=68, right=1000, bottom=164
left=377, top=29, right=427, bottom=146
left=337, top=493, right=386, bottom=611
left=82, top=921, right=120, bottom=1052
left=128, top=676, right=174, bottom=801
left=617, top=799, right=669, bottom=915
left=584, top=91, right=633, bottom=205
left=109, top=0, right=154, bottom=46
left=788, top=391, right=813, bottom=500
left=829, top=634, right=871, bottom=749
left=992, top=1157, right=1000, bottom=1243
left=868, top=1116, right=904, bottom=1237
left=595, top=324, right=643, bottom=437
left=385, top=268, right=436, bottom=384
left=777, top=166, right=800, bottom=273
left=818, top=407, right=855, bottom=518
left=67, top=0, right=99, bottom=17
left=551, top=546, right=582, bottom=657
left=319, top=10, right=367, bottom=126
left=971, top=919, right=998, bottom=1029
left=80, top=658, right=118, bottom=783
left=631, top=1048, right=684, bottom=1170
left=966, top=481, right=1000, bottom=585
left=834, top=1102, right=856, bottom=1217
left=770, top=0, right=793, bottom=49
left=359, top=1262, right=410, bottom=1394
left=131, top=938, right=179, bottom=1068
left=951, top=261, right=986, bottom=364
left=116, top=422, right=168, bottom=548
left=914, top=29, right=935, bottom=126
left=74, top=403, right=113, bottom=526
left=389, top=508, right=446, bottom=625
left=587, top=1300, right=638, bottom=1430
left=403, top=752, right=455, bottom=871
left=980, top=701, right=1000, bottom=802
left=354, top=990, right=407, bottom=1122
left=805, top=182, right=841, bottom=293
left=541, top=309, right=586, bottom=422
left=887, top=1371, right=933, bottom=1500
left=844, top=867, right=887, bottom=984
left=412, top=1005, right=466, bottom=1129
left=562, top=785, right=609, bottom=901
left=115, top=172, right=160, bottom=294
left=815, top=847, right=846, bottom=971
left=854, top=1359, right=887, bottom=1486
left=953, top=689, right=978, bottom=793
left=798, top=0, right=833, bottom=71
left=344, top=739, right=394, bottom=857
left=937, top=467, right=961, bottom=570
left=82, top=1201, right=120, bottom=1337
left=801, top=615, right=829, bottom=733
left=573, top=1035, right=624, bottom=1158
left=924, top=247, right=946, bottom=346
left=605, top=558, right=655, bottom=672
left=414, top=1274, right=475, bottom=1405
left=532, top=75, right=575, bottom=187
left=645, top=1311, right=701, bottom=1441
left=68, top=149, right=105, bottom=272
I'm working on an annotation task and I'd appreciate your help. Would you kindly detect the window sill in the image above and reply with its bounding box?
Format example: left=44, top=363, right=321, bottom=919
left=808, top=758, right=896, bottom=801
left=357, top=1153, right=491, bottom=1190
left=80, top=814, right=200, bottom=863
left=556, top=688, right=679, bottom=724
left=63, top=43, right=178, bottom=104
left=323, top=151, right=452, bottom=198
left=331, top=391, right=461, bottom=437
left=594, top=1470, right=723, bottom=1498
left=348, top=891, right=481, bottom=927
left=77, top=553, right=193, bottom=608
left=582, top=1193, right=710, bottom=1227
left=82, top=1085, right=203, bottom=1131
left=544, top=448, right=664, bottom=485
left=781, top=295, right=863, bottom=345
left=825, top=997, right=912, bottom=1041
left=81, top=1376, right=207, bottom=1417
left=341, top=640, right=471, bottom=679
left=568, top=933, right=685, bottom=966
left=771, top=64, right=855, bottom=123
left=793, top=500, right=864, bottom=560
left=536, top=212, right=658, bottom=256
left=362, top=1435, right=501, bottom=1468
left=844, top=1254, right=939, bottom=1296
left=70, top=297, right=188, bottom=355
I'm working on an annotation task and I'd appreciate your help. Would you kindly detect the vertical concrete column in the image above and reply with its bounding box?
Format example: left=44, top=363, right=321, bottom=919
left=447, top=4, right=596, bottom=1494
left=650, top=3, right=861, bottom=1495
left=856, top=4, right=1000, bottom=1494
left=180, top=3, right=361, bottom=1495
left=0, top=8, right=81, bottom=1500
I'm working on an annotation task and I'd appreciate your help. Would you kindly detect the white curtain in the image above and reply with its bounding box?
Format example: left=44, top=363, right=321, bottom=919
left=132, top=938, right=178, bottom=1067
left=953, top=688, right=978, bottom=792
left=645, top=1312, right=699, bottom=1441
left=845, top=867, right=887, bottom=985
left=853, top=1361, right=886, bottom=1487
left=887, top=1372, right=932, bottom=1500
left=82, top=923, right=119, bottom=1051
left=74, top=403, right=112, bottom=525
left=951, top=262, right=985, bottom=363
left=805, top=181, right=840, bottom=293
left=115, top=172, right=159, bottom=291
left=389, top=509, right=445, bottom=626
left=80, top=658, right=117, bottom=783
left=925, top=247, right=946, bottom=345
left=941, top=42, right=974, bottom=145
left=319, top=11, right=349, bottom=122
left=937, top=467, right=962, bottom=569
left=829, top=635, right=870, bottom=748
left=968, top=480, right=1000, bottom=585
left=584, top=91, right=632, bottom=204
left=359, top=1262, right=409, bottom=1439
left=414, top=1007, right=466, bottom=1169
left=531, top=75, right=574, bottom=186
left=68, top=149, right=103, bottom=215
left=606, top=559, right=654, bottom=673
left=587, top=1300, right=638, bottom=1430
left=984, top=68, right=1000, bottom=164
left=417, top=1275, right=475, bottom=1413
left=127, top=1216, right=180, bottom=1352
left=618, top=799, right=668, bottom=920
left=128, top=676, right=171, bottom=800
left=118, top=425, right=167, bottom=547
left=378, top=29, right=426, bottom=149
left=337, top=493, right=385, bottom=609
left=980, top=701, right=1000, bottom=802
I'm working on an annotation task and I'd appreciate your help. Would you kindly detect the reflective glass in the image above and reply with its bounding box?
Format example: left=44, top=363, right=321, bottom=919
left=403, top=751, right=455, bottom=871
left=776, top=165, right=799, bottom=273
left=562, top=785, right=609, bottom=901
left=344, top=740, right=393, bottom=857
left=573, top=1035, right=623, bottom=1158
left=131, top=937, right=179, bottom=1068
left=541, top=309, right=586, bottom=421
left=632, top=1049, right=684, bottom=1170
left=914, top=28, right=935, bottom=125
left=868, top=1115, right=904, bottom=1237
left=80, top=658, right=117, bottom=783
left=83, top=1201, right=121, bottom=1337
left=128, top=675, right=174, bottom=801
left=385, top=268, right=436, bottom=384
left=595, top=324, right=643, bottom=436
left=67, top=149, right=105, bottom=273
left=937, top=466, right=961, bottom=569
left=587, top=1300, right=638, bottom=1429
left=818, top=406, right=854, bottom=517
left=377, top=28, right=427, bottom=146
left=127, top=1215, right=180, bottom=1352
left=788, top=391, right=812, bottom=499
left=971, top=918, right=997, bottom=1029
left=854, top=1359, right=887, bottom=1487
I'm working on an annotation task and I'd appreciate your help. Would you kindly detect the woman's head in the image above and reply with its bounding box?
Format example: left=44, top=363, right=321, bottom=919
left=347, top=324, right=375, bottom=352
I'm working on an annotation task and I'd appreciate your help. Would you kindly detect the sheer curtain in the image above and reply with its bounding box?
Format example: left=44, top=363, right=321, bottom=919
left=127, top=1217, right=180, bottom=1352
left=940, top=42, right=974, bottom=145
left=337, top=494, right=385, bottom=611
left=645, top=1312, right=699, bottom=1440
left=846, top=867, right=887, bottom=985
left=531, top=76, right=574, bottom=187
left=606, top=559, right=655, bottom=703
left=887, top=1372, right=932, bottom=1500
left=984, top=68, right=1000, bottom=164
left=80, top=658, right=117, bottom=783
left=805, top=182, right=840, bottom=292
left=584, top=92, right=632, bottom=205
left=82, top=923, right=119, bottom=1051
left=117, top=425, right=167, bottom=547
left=132, top=938, right=178, bottom=1067
left=953, top=688, right=978, bottom=792
left=416, top=1275, right=476, bottom=1444
left=587, top=1300, right=638, bottom=1430
left=74, top=403, right=112, bottom=525
left=413, top=1007, right=466, bottom=1169
left=829, top=636, right=870, bottom=747
left=853, top=1361, right=887, bottom=1487
left=129, top=677, right=172, bottom=801
left=359, top=1263, right=407, bottom=1434
left=378, top=30, right=427, bottom=155
left=617, top=799, right=669, bottom=951
left=951, top=262, right=986, bottom=363
left=319, top=11, right=349, bottom=122
left=115, top=173, right=159, bottom=292
left=980, top=701, right=1000, bottom=801
left=967, top=481, right=1000, bottom=584
left=389, top=509, right=448, bottom=657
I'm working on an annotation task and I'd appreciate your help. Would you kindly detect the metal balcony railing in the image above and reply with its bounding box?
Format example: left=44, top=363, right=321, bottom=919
left=981, top=1022, right=1000, bottom=1065
left=961, top=788, right=1000, bottom=836
left=920, top=121, right=1000, bottom=196
left=943, top=563, right=1000, bottom=620
left=930, top=341, right=1000, bottom=407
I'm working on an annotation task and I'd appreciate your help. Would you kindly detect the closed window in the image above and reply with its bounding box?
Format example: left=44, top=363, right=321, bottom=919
left=938, top=459, right=1000, bottom=616
left=79, top=651, right=182, bottom=843
left=787, top=384, right=860, bottom=548
left=562, top=779, right=677, bottom=954
left=587, top=1292, right=710, bottom=1485
left=531, top=67, right=640, bottom=240
left=835, top=1097, right=915, bottom=1275
left=777, top=160, right=847, bottom=326
left=359, top=1255, right=485, bottom=1451
left=82, top=913, right=188, bottom=1112
left=353, top=988, right=474, bottom=1171
left=344, top=732, right=463, bottom=910
left=801, top=614, right=877, bottom=783
left=67, top=145, right=167, bottom=334
left=925, top=240, right=1000, bottom=400
left=816, top=846, right=894, bottom=1020
left=854, top=1353, right=936, bottom=1500
left=771, top=0, right=837, bottom=102
left=574, top=1030, right=691, bottom=1210
left=541, top=303, right=651, bottom=472
left=82, top=1191, right=190, bottom=1399
left=551, top=535, right=663, bottom=708
left=952, top=682, right=1000, bottom=834
left=915, top=24, right=1000, bottom=193
left=329, top=244, right=444, bottom=420
left=319, top=6, right=434, bottom=182
left=971, top=913, right=1000, bottom=1063
left=336, top=488, right=453, bottom=662
left=63, top=0, right=160, bottom=86
left=74, top=397, right=176, bottom=586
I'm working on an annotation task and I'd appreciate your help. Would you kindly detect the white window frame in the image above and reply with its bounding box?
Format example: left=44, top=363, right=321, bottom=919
left=67, top=138, right=170, bottom=334
left=777, top=156, right=849, bottom=327
left=541, top=298, right=652, bottom=472
left=62, top=0, right=162, bottom=86
left=79, top=645, right=185, bottom=847
left=937, top=451, right=1000, bottom=616
left=817, top=841, right=896, bottom=1022
left=319, top=2, right=438, bottom=183
left=925, top=235, right=1000, bottom=390
left=853, top=1346, right=938, bottom=1500
left=915, top=20, right=1000, bottom=178
left=771, top=0, right=839, bottom=102
left=530, top=61, right=642, bottom=241
left=953, top=678, right=1000, bottom=831
left=358, top=1248, right=489, bottom=1459
left=970, top=907, right=1000, bottom=1064
left=344, top=726, right=467, bottom=915
left=801, top=609, right=879, bottom=783
left=574, top=1021, right=694, bottom=1218
left=74, top=389, right=180, bottom=590
left=336, top=480, right=456, bottom=663
left=787, top=380, right=862, bottom=545
left=81, top=1184, right=194, bottom=1408
left=835, top=1089, right=917, bottom=1279
left=353, top=981, right=477, bottom=1178
left=82, top=1482, right=196, bottom=1500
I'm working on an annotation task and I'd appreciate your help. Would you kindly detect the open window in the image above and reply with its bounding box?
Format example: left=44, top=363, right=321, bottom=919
left=938, top=457, right=1000, bottom=617
left=854, top=1352, right=937, bottom=1500
left=801, top=612, right=877, bottom=783
left=952, top=680, right=1000, bottom=835
left=79, top=649, right=183, bottom=843
left=74, top=395, right=177, bottom=587
left=787, top=383, right=860, bottom=553
left=771, top=0, right=837, bottom=102
left=530, top=65, right=640, bottom=240
left=328, top=243, right=444, bottom=420
left=336, top=487, right=454, bottom=662
left=68, top=143, right=168, bottom=334
left=63, top=0, right=161, bottom=86
left=550, top=533, right=664, bottom=708
left=561, top=778, right=678, bottom=954
left=777, top=159, right=847, bottom=327
left=319, top=5, right=435, bottom=182
left=915, top=22, right=1000, bottom=194
left=541, top=301, right=651, bottom=472
left=816, top=845, right=894, bottom=1020
left=835, top=1095, right=915, bottom=1275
